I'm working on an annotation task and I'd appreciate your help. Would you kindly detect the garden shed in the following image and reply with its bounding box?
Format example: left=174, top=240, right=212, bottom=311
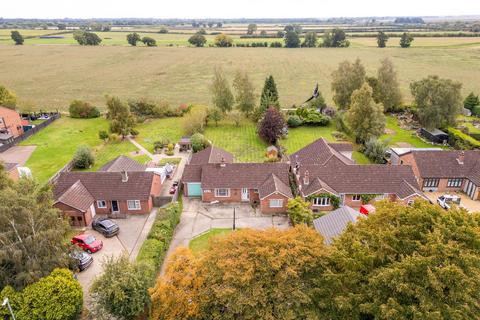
left=178, top=136, right=192, bottom=151
left=420, top=128, right=449, bottom=144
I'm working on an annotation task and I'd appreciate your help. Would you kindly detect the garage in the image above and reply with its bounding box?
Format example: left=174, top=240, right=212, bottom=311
left=187, top=183, right=202, bottom=197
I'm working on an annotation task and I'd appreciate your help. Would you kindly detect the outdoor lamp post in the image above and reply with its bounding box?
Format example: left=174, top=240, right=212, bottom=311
left=2, top=298, right=16, bottom=320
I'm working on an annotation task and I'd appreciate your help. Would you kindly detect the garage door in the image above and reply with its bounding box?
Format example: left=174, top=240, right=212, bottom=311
left=187, top=183, right=202, bottom=197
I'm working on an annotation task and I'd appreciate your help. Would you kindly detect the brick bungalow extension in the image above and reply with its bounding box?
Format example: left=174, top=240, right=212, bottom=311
left=290, top=139, right=426, bottom=211
left=398, top=150, right=480, bottom=200
left=182, top=146, right=292, bottom=213
left=53, top=156, right=162, bottom=226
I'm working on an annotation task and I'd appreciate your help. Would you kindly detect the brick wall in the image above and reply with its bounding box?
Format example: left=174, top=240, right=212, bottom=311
left=202, top=188, right=243, bottom=202
left=54, top=202, right=93, bottom=227
left=94, top=199, right=152, bottom=215
left=260, top=192, right=289, bottom=214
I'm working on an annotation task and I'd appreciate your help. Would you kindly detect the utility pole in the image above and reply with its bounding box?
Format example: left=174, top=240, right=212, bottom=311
left=2, top=298, right=16, bottom=320
left=233, top=207, right=236, bottom=230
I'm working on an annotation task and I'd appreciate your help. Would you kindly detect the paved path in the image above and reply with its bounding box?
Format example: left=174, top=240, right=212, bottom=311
left=128, top=137, right=154, bottom=159
left=0, top=146, right=36, bottom=165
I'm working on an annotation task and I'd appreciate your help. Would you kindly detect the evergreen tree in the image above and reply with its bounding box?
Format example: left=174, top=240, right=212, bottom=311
left=376, top=31, right=389, bottom=48
left=463, top=92, right=480, bottom=110
left=254, top=75, right=280, bottom=121
left=346, top=83, right=386, bottom=143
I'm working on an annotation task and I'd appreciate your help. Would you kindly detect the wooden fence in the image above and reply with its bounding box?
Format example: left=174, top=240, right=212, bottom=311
left=48, top=159, right=74, bottom=185
left=0, top=113, right=61, bottom=153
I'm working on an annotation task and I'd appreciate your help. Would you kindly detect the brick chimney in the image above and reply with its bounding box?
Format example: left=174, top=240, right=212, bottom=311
left=121, top=170, right=129, bottom=182
left=457, top=151, right=465, bottom=165
left=303, top=170, right=310, bottom=186
left=220, top=157, right=226, bottom=167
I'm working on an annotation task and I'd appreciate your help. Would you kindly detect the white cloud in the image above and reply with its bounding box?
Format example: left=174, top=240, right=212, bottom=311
left=2, top=0, right=480, bottom=19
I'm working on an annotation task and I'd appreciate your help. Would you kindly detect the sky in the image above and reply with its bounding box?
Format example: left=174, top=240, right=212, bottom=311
left=2, top=0, right=480, bottom=19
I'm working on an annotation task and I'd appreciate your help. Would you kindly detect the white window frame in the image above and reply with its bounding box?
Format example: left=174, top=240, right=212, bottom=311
left=215, top=188, right=230, bottom=197
left=97, top=200, right=107, bottom=208
left=269, top=199, right=284, bottom=208
left=127, top=200, right=141, bottom=210
left=313, top=197, right=330, bottom=207
left=423, top=178, right=439, bottom=188
left=352, top=194, right=361, bottom=201
left=447, top=178, right=462, bottom=188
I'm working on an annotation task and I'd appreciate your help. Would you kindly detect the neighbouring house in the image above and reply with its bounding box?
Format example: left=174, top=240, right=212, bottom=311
left=0, top=106, right=24, bottom=144
left=398, top=150, right=480, bottom=200
left=53, top=156, right=162, bottom=226
left=291, top=139, right=426, bottom=211
left=389, top=147, right=442, bottom=165
left=182, top=146, right=292, bottom=213
left=313, top=206, right=363, bottom=245
left=419, top=128, right=449, bottom=144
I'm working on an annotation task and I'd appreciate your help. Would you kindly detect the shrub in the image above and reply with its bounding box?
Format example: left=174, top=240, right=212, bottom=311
left=183, top=107, right=208, bottom=135
left=98, top=130, right=109, bottom=140
left=362, top=138, right=388, bottom=163
left=448, top=127, right=480, bottom=150
left=72, top=146, right=94, bottom=169
left=191, top=132, right=209, bottom=152
left=295, top=107, right=330, bottom=126
left=136, top=239, right=165, bottom=269
left=69, top=100, right=100, bottom=118
left=472, top=105, right=480, bottom=117
left=0, top=269, right=83, bottom=320
left=154, top=136, right=170, bottom=150
left=287, top=197, right=314, bottom=226
left=287, top=115, right=303, bottom=127
left=130, top=128, right=139, bottom=136
left=108, top=133, right=120, bottom=143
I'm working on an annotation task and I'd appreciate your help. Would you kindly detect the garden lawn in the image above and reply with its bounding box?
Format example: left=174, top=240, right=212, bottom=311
left=381, top=116, right=437, bottom=148
left=136, top=117, right=184, bottom=153
left=19, top=117, right=140, bottom=183
left=189, top=229, right=233, bottom=254
left=204, top=119, right=267, bottom=162
left=280, top=124, right=337, bottom=154
left=87, top=140, right=145, bottom=171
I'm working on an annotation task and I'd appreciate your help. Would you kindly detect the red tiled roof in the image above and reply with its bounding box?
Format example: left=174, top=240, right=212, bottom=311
left=259, top=173, right=293, bottom=199
left=182, top=165, right=203, bottom=183
left=190, top=146, right=234, bottom=165
left=54, top=171, right=155, bottom=201
left=98, top=155, right=147, bottom=172
left=55, top=180, right=94, bottom=212
left=290, top=138, right=353, bottom=166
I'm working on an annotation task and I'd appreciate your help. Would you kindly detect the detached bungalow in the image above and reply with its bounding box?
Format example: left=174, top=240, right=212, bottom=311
left=291, top=139, right=426, bottom=211
left=398, top=150, right=480, bottom=200
left=182, top=146, right=292, bottom=213
left=53, top=156, right=162, bottom=226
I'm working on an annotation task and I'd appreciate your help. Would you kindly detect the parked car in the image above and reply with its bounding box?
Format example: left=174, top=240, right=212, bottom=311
left=437, top=194, right=461, bottom=210
left=71, top=234, right=103, bottom=253
left=92, top=217, right=120, bottom=237
left=169, top=181, right=179, bottom=194
left=69, top=250, right=93, bottom=271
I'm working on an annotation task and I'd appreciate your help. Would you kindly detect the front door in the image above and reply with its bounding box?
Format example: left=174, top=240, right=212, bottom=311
left=111, top=200, right=119, bottom=213
left=241, top=188, right=249, bottom=202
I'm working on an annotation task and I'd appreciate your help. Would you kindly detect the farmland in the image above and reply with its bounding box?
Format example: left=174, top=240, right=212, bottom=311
left=0, top=41, right=479, bottom=111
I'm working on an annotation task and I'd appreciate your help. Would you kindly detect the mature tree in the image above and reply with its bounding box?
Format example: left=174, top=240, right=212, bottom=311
left=303, top=31, right=318, bottom=47
left=322, top=28, right=349, bottom=47
left=159, top=27, right=168, bottom=34
left=207, top=107, right=223, bottom=126
left=0, top=178, right=70, bottom=289
left=10, top=30, right=24, bottom=45
left=233, top=70, right=256, bottom=116
left=57, top=23, right=67, bottom=30
left=190, top=132, right=209, bottom=152
left=210, top=67, right=234, bottom=113
left=126, top=32, right=141, bottom=46
left=106, top=96, right=136, bottom=138
left=331, top=58, right=366, bottom=109
left=376, top=31, right=389, bottom=48
left=464, top=92, right=480, bottom=110
left=229, top=110, right=243, bottom=127
left=277, top=30, right=285, bottom=38
left=0, top=268, right=83, bottom=320
left=410, top=75, right=462, bottom=129
left=260, top=75, right=280, bottom=110
left=90, top=255, right=151, bottom=320
left=0, top=85, right=17, bottom=109
left=284, top=29, right=300, bottom=48
left=142, top=36, right=157, bottom=46
left=376, top=58, right=402, bottom=112
left=258, top=107, right=286, bottom=144
left=197, top=28, right=207, bottom=35
left=247, top=23, right=257, bottom=35
left=183, top=106, right=208, bottom=135
left=346, top=83, right=386, bottom=143
left=150, top=227, right=327, bottom=320
left=188, top=33, right=207, bottom=47
left=69, top=99, right=100, bottom=118
left=216, top=22, right=223, bottom=28
left=316, top=201, right=480, bottom=319
left=287, top=197, right=314, bottom=226
left=214, top=33, right=233, bottom=47
left=400, top=32, right=414, bottom=48
left=72, top=145, right=94, bottom=169
left=73, top=31, right=102, bottom=45
left=208, top=22, right=214, bottom=28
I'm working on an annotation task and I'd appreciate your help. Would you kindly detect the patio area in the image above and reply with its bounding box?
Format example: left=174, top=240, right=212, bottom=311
left=424, top=191, right=480, bottom=213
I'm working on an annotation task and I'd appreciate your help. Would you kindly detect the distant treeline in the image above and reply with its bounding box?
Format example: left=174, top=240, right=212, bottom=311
left=349, top=32, right=480, bottom=38
left=394, top=17, right=425, bottom=24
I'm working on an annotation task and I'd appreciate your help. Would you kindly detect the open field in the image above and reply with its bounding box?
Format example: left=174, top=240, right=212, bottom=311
left=18, top=117, right=140, bottom=183
left=1, top=44, right=479, bottom=111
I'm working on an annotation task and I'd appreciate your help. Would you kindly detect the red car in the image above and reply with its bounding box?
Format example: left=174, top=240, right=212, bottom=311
left=71, top=234, right=103, bottom=254
left=169, top=181, right=179, bottom=195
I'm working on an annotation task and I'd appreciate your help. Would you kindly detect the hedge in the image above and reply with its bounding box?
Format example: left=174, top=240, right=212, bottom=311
left=0, top=268, right=83, bottom=320
left=137, top=201, right=182, bottom=284
left=447, top=127, right=480, bottom=150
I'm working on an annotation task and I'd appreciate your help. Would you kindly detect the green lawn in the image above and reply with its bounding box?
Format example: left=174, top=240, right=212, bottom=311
left=19, top=117, right=140, bottom=183
left=136, top=117, right=185, bottom=153
left=458, top=115, right=480, bottom=135
left=189, top=228, right=233, bottom=254
left=381, top=116, right=437, bottom=148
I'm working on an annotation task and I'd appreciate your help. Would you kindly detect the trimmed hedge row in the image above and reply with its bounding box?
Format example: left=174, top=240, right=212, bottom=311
left=137, top=201, right=182, bottom=283
left=447, top=127, right=480, bottom=150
